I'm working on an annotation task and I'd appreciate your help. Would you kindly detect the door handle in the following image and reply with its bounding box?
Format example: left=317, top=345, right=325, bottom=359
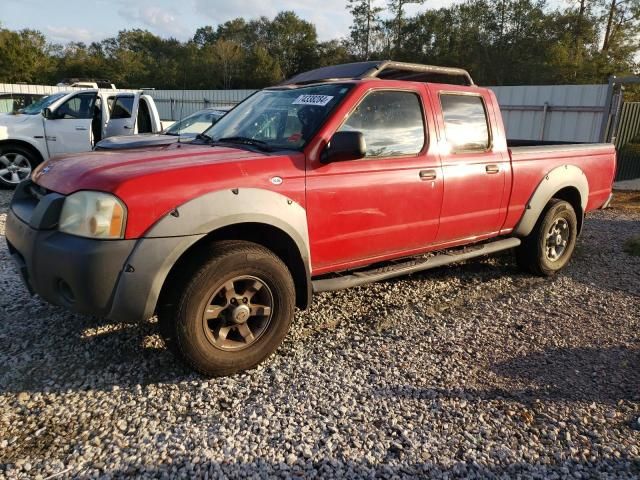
left=419, top=169, right=437, bottom=181
left=75, top=126, right=88, bottom=131
left=486, top=164, right=500, bottom=174
left=123, top=125, right=133, bottom=130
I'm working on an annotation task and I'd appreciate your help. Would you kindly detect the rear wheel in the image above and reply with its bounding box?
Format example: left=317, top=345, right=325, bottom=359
left=0, top=144, right=39, bottom=188
left=160, top=241, right=295, bottom=377
left=516, top=199, right=578, bottom=276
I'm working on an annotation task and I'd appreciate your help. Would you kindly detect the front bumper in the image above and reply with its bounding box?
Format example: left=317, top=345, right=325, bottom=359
left=5, top=182, right=205, bottom=322
left=6, top=208, right=136, bottom=317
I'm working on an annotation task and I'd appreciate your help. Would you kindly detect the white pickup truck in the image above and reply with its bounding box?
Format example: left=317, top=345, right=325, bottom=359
left=0, top=90, right=162, bottom=188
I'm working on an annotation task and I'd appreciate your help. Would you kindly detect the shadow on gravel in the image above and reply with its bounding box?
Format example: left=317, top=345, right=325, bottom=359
left=378, top=346, right=640, bottom=405
left=100, top=456, right=640, bottom=478
left=0, top=313, right=195, bottom=395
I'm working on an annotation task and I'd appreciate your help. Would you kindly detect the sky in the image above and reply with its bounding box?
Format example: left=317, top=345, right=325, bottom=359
left=1, top=0, right=462, bottom=45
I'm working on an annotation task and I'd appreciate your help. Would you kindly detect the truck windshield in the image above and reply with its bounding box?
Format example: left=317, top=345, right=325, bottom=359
left=165, top=109, right=227, bottom=136
left=203, top=84, right=352, bottom=150
left=19, top=93, right=67, bottom=115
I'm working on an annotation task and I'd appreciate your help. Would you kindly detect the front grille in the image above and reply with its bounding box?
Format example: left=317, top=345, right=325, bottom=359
left=11, top=180, right=65, bottom=229
left=27, top=182, right=50, bottom=201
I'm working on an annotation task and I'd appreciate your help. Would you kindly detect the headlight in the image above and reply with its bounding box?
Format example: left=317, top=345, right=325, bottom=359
left=58, top=191, right=127, bottom=239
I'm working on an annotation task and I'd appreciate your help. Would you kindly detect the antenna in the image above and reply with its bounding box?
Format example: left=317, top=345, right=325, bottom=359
left=177, top=66, right=187, bottom=144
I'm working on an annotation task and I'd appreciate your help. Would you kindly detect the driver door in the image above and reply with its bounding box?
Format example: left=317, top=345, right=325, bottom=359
left=104, top=93, right=141, bottom=138
left=305, top=88, right=444, bottom=272
left=45, top=92, right=97, bottom=157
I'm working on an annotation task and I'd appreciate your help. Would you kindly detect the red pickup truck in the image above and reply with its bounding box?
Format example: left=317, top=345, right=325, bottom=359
left=6, top=61, right=616, bottom=376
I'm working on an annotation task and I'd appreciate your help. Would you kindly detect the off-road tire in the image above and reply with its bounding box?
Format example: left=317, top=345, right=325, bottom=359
left=516, top=199, right=578, bottom=276
left=160, top=240, right=295, bottom=377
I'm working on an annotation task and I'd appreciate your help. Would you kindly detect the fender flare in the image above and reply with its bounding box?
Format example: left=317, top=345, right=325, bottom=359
left=144, top=187, right=310, bottom=259
left=108, top=188, right=311, bottom=322
left=514, top=164, right=589, bottom=237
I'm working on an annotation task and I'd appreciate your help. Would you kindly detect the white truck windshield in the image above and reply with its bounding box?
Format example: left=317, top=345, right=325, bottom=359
left=19, top=93, right=67, bottom=115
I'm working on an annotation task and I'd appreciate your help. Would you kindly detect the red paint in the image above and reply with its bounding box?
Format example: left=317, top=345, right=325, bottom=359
left=32, top=77, right=616, bottom=276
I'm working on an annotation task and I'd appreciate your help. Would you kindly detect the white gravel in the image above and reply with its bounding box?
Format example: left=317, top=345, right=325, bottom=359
left=1, top=189, right=639, bottom=479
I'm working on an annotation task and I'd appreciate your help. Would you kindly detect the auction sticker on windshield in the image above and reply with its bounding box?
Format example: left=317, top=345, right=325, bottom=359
left=292, top=95, right=334, bottom=106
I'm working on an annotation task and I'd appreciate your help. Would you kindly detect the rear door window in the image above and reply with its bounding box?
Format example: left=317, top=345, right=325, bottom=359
left=338, top=90, right=425, bottom=157
left=440, top=94, right=490, bottom=152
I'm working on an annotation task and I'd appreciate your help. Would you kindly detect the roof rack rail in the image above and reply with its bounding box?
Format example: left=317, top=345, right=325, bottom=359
left=283, top=60, right=474, bottom=86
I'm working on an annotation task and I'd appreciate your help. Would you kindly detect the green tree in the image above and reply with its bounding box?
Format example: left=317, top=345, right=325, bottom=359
left=0, top=28, right=55, bottom=83
left=245, top=46, right=284, bottom=87
left=265, top=11, right=319, bottom=78
left=317, top=40, right=354, bottom=66
left=347, top=0, right=384, bottom=59
left=387, top=0, right=425, bottom=55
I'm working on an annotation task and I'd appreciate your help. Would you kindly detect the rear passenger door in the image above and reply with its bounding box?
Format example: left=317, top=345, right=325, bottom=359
left=432, top=88, right=508, bottom=242
left=306, top=88, right=444, bottom=272
left=104, top=93, right=141, bottom=138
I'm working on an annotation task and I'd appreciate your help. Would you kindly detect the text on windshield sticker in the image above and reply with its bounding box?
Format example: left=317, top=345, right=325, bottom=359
left=292, top=95, right=334, bottom=107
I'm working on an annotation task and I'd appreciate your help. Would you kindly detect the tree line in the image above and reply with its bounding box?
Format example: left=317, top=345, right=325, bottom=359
left=0, top=0, right=638, bottom=89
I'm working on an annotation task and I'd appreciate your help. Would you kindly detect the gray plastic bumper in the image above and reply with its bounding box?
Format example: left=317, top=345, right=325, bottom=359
left=6, top=207, right=204, bottom=322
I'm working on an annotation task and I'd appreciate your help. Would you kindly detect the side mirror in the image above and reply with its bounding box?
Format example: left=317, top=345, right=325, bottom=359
left=321, top=131, right=366, bottom=164
left=42, top=108, right=54, bottom=120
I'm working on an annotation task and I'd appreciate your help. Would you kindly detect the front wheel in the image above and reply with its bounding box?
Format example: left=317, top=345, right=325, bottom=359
left=0, top=144, right=38, bottom=188
left=162, top=241, right=295, bottom=377
left=516, top=199, right=578, bottom=276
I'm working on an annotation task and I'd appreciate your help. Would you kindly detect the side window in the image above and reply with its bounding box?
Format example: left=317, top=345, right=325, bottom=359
left=440, top=94, right=490, bottom=152
left=0, top=97, right=14, bottom=113
left=56, top=93, right=96, bottom=119
left=338, top=90, right=425, bottom=157
left=110, top=96, right=135, bottom=119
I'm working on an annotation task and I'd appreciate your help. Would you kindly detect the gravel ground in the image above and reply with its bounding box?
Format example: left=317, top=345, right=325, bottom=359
left=0, top=189, right=639, bottom=479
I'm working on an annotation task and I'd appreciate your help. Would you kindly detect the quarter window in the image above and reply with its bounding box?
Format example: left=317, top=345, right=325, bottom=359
left=440, top=94, right=490, bottom=152
left=338, top=91, right=425, bottom=157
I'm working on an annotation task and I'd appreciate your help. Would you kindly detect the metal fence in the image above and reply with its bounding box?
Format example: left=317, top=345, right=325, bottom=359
left=613, top=102, right=640, bottom=181
left=147, top=89, right=255, bottom=120
left=4, top=81, right=639, bottom=179
left=488, top=84, right=608, bottom=143
left=0, top=83, right=255, bottom=119
left=1, top=82, right=611, bottom=141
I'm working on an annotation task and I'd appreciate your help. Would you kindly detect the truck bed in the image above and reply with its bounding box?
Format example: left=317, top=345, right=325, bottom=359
left=504, top=141, right=616, bottom=226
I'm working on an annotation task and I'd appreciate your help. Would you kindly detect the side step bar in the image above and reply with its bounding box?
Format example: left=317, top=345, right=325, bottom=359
left=312, top=237, right=521, bottom=293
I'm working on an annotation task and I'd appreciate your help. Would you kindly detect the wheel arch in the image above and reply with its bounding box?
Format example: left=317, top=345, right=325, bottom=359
left=147, top=188, right=312, bottom=314
left=514, top=165, right=588, bottom=237
left=157, top=222, right=312, bottom=312
left=0, top=139, right=46, bottom=166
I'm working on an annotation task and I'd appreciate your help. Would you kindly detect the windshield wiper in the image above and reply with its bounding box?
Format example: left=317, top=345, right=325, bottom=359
left=194, top=133, right=214, bottom=143
left=215, top=136, right=274, bottom=152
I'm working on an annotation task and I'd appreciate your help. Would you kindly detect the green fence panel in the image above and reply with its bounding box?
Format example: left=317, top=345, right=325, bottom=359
left=615, top=102, right=640, bottom=181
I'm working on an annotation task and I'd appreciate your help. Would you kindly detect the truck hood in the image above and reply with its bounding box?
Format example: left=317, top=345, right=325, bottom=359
left=94, top=134, right=180, bottom=150
left=33, top=143, right=283, bottom=194
left=0, top=113, right=40, bottom=140
left=32, top=143, right=306, bottom=238
left=0, top=113, right=37, bottom=125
